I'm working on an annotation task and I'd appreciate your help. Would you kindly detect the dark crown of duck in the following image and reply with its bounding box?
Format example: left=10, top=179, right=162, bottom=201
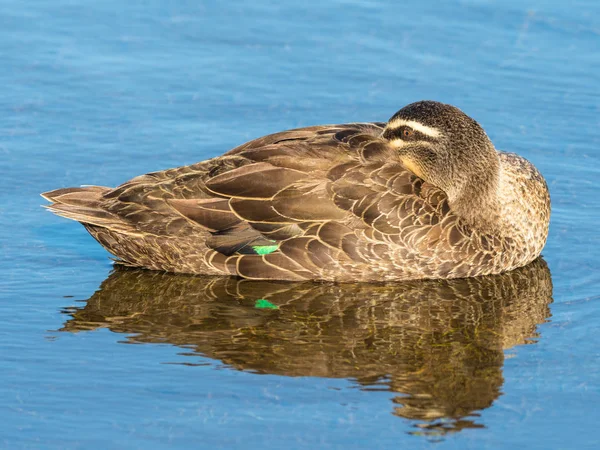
left=42, top=100, right=551, bottom=281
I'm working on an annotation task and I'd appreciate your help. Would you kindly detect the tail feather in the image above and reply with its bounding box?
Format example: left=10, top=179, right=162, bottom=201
left=41, top=186, right=110, bottom=203
left=42, top=186, right=131, bottom=231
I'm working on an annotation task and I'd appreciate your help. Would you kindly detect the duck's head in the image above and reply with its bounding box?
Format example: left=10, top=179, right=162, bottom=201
left=382, top=101, right=501, bottom=226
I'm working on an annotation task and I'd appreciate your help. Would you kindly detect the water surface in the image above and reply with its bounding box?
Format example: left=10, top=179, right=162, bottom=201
left=1, top=0, right=599, bottom=448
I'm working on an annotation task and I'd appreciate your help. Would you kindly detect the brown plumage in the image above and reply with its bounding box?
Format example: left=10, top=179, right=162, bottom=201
left=42, top=101, right=550, bottom=281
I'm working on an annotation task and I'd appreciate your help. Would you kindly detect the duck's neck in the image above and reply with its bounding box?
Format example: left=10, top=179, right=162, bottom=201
left=448, top=159, right=503, bottom=234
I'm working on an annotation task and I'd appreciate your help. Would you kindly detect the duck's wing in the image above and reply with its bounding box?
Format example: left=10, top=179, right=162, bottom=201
left=86, top=123, right=383, bottom=237
left=183, top=123, right=396, bottom=258
left=188, top=122, right=456, bottom=280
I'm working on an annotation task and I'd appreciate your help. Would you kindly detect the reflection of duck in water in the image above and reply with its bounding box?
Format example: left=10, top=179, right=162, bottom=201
left=61, top=259, right=552, bottom=435
left=44, top=101, right=550, bottom=281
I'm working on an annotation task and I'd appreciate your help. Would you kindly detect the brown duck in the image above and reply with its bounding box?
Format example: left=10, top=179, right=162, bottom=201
left=42, top=101, right=550, bottom=281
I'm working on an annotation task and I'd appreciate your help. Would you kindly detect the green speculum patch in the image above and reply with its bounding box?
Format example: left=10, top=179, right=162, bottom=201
left=252, top=245, right=279, bottom=255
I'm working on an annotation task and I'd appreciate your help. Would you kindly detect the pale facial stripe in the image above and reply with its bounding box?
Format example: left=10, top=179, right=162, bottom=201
left=385, top=118, right=441, bottom=138
left=387, top=138, right=435, bottom=150
left=387, top=138, right=410, bottom=148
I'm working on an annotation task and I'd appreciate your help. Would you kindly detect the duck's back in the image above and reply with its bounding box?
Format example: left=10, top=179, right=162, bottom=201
left=43, top=124, right=548, bottom=281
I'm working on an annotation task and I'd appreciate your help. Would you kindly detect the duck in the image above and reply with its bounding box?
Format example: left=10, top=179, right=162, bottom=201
left=42, top=101, right=550, bottom=282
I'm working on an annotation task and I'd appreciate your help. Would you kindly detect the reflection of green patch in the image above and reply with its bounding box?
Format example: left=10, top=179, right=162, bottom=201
left=252, top=245, right=279, bottom=255
left=255, top=299, right=279, bottom=310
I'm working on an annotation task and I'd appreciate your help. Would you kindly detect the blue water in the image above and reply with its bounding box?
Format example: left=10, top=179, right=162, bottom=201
left=2, top=0, right=600, bottom=448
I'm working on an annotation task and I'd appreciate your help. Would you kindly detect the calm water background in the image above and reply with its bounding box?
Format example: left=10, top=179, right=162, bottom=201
left=2, top=0, right=599, bottom=448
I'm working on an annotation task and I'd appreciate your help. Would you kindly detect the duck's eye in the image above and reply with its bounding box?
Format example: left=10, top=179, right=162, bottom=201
left=403, top=128, right=414, bottom=138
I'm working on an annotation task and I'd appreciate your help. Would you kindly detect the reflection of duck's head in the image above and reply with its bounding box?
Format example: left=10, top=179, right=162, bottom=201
left=61, top=259, right=553, bottom=436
